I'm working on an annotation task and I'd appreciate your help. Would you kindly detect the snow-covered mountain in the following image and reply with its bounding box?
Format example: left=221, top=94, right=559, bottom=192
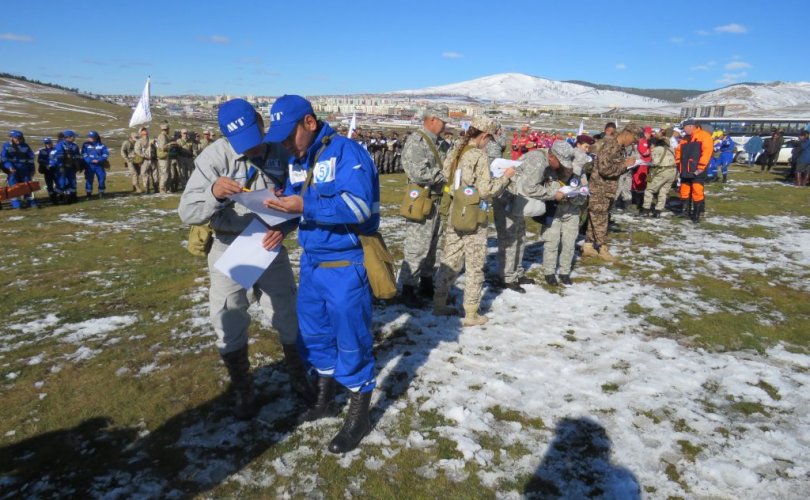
left=393, top=73, right=676, bottom=113
left=683, top=81, right=810, bottom=117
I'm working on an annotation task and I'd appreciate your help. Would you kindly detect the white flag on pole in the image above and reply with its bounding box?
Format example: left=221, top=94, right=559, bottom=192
left=347, top=112, right=356, bottom=139
left=577, top=119, right=585, bottom=136
left=129, top=77, right=152, bottom=128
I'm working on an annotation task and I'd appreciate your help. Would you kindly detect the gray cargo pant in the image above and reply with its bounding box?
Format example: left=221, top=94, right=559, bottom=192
left=207, top=237, right=298, bottom=355
left=493, top=195, right=526, bottom=284
left=542, top=211, right=580, bottom=276
left=614, top=171, right=632, bottom=202
left=398, top=203, right=444, bottom=288
left=643, top=167, right=678, bottom=211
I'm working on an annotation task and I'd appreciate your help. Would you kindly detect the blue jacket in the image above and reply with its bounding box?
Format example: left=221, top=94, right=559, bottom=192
left=718, top=136, right=735, bottom=154
left=284, top=122, right=380, bottom=264
left=1, top=141, right=35, bottom=171
left=797, top=138, right=810, bottom=165
left=37, top=146, right=53, bottom=168
left=744, top=136, right=763, bottom=154
left=51, top=140, right=81, bottom=168
left=81, top=141, right=109, bottom=167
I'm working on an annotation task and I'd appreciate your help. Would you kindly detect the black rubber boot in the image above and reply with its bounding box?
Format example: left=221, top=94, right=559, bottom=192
left=418, top=277, right=435, bottom=299
left=300, top=375, right=338, bottom=422
left=722, top=174, right=727, bottom=183
left=677, top=199, right=691, bottom=218
left=651, top=209, right=661, bottom=218
left=400, top=285, right=423, bottom=308
left=691, top=201, right=705, bottom=223
left=282, top=343, right=316, bottom=405
left=544, top=274, right=559, bottom=286
left=559, top=274, right=573, bottom=286
left=221, top=346, right=257, bottom=421
left=638, top=207, right=650, bottom=217
left=328, top=390, right=372, bottom=454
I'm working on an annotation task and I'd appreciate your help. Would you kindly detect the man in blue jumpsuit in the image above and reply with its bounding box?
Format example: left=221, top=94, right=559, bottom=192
left=37, top=137, right=57, bottom=203
left=1, top=130, right=36, bottom=209
left=717, top=131, right=735, bottom=183
left=51, top=130, right=81, bottom=204
left=81, top=131, right=110, bottom=199
left=264, top=95, right=379, bottom=454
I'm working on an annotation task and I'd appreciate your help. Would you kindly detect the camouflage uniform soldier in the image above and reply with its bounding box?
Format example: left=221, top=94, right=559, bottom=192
left=177, top=129, right=196, bottom=188
left=583, top=124, right=639, bottom=261
left=121, top=132, right=142, bottom=193
left=155, top=121, right=173, bottom=193
left=613, top=153, right=634, bottom=209
left=134, top=126, right=157, bottom=193
left=199, top=130, right=213, bottom=151
left=384, top=132, right=398, bottom=174
left=433, top=117, right=516, bottom=326
left=640, top=137, right=677, bottom=217
left=397, top=105, right=449, bottom=307
left=490, top=125, right=530, bottom=292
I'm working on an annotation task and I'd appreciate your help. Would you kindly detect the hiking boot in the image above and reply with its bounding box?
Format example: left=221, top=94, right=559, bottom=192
left=400, top=285, right=423, bottom=308
left=282, top=343, right=316, bottom=405
left=221, top=345, right=257, bottom=421
left=651, top=209, right=661, bottom=218
left=328, top=390, right=372, bottom=454
left=418, top=277, right=434, bottom=299
left=638, top=207, right=650, bottom=217
left=433, top=295, right=458, bottom=316
left=581, top=242, right=598, bottom=258
left=517, top=276, right=535, bottom=286
left=544, top=274, right=559, bottom=286
left=722, top=174, right=727, bottom=183
left=462, top=306, right=488, bottom=327
left=301, top=376, right=338, bottom=422
left=504, top=281, right=526, bottom=293
left=598, top=245, right=617, bottom=262
left=559, top=274, right=573, bottom=286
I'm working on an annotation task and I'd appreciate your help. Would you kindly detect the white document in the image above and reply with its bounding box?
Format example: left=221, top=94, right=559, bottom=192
left=230, top=188, right=301, bottom=227
left=490, top=158, right=522, bottom=178
left=627, top=159, right=649, bottom=170
left=214, top=218, right=279, bottom=290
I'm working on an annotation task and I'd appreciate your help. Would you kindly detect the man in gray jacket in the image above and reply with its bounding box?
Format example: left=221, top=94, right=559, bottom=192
left=397, top=105, right=449, bottom=307
left=178, top=98, right=312, bottom=420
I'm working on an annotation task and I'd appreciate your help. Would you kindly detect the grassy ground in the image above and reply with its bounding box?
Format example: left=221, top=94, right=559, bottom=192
left=0, top=162, right=808, bottom=498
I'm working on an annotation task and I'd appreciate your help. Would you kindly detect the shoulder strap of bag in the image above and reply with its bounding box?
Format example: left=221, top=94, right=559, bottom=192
left=302, top=132, right=337, bottom=195
left=415, top=129, right=442, bottom=169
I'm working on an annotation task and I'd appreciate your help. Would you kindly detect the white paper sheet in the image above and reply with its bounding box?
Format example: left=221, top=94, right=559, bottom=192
left=230, top=188, right=301, bottom=227
left=213, top=218, right=279, bottom=290
left=490, top=158, right=522, bottom=178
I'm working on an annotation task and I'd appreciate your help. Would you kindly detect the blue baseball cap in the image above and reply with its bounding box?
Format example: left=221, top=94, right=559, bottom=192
left=9, top=130, right=23, bottom=138
left=43, top=137, right=53, bottom=144
left=63, top=130, right=77, bottom=138
left=217, top=98, right=261, bottom=154
left=263, top=94, right=314, bottom=143
left=87, top=130, right=99, bottom=139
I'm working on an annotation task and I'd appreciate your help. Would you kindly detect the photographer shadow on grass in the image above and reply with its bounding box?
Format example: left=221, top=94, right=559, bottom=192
left=0, top=359, right=304, bottom=498
left=524, top=416, right=640, bottom=499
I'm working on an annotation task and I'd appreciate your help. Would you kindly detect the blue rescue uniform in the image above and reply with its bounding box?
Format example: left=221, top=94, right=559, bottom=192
left=81, top=140, right=109, bottom=195
left=51, top=140, right=81, bottom=199
left=284, top=122, right=380, bottom=393
left=1, top=140, right=36, bottom=208
left=37, top=145, right=55, bottom=196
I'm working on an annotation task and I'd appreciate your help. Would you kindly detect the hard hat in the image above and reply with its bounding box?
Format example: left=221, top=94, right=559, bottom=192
left=87, top=130, right=99, bottom=139
left=63, top=130, right=77, bottom=138
left=43, top=137, right=53, bottom=144
left=8, top=130, right=23, bottom=139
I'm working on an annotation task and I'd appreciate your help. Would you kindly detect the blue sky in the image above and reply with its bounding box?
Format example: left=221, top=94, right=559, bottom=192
left=1, top=0, right=807, bottom=96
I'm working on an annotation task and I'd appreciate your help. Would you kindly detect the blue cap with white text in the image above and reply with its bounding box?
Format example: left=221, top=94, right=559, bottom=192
left=218, top=98, right=261, bottom=154
left=263, top=94, right=314, bottom=143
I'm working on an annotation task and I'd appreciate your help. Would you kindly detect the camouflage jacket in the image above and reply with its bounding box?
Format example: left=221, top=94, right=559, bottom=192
left=402, top=127, right=445, bottom=187
left=133, top=137, right=154, bottom=160
left=177, top=137, right=195, bottom=158
left=590, top=135, right=627, bottom=190
left=120, top=139, right=135, bottom=161
left=444, top=145, right=510, bottom=200
left=155, top=132, right=172, bottom=157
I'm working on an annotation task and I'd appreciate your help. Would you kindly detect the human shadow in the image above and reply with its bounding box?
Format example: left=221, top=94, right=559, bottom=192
left=524, top=417, right=640, bottom=499
left=0, top=359, right=303, bottom=498
left=370, top=262, right=464, bottom=426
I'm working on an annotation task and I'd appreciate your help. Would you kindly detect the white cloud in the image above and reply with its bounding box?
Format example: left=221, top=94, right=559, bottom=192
left=669, top=37, right=684, bottom=44
left=198, top=35, right=229, bottom=44
left=442, top=51, right=463, bottom=59
left=715, top=23, right=747, bottom=34
left=690, top=60, right=717, bottom=71
left=0, top=33, right=33, bottom=42
left=696, top=29, right=710, bottom=36
left=615, top=63, right=626, bottom=70
left=725, top=61, right=752, bottom=70
left=716, top=72, right=748, bottom=85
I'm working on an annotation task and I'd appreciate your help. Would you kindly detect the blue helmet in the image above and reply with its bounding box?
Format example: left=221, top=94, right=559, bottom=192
left=63, top=130, right=77, bottom=138
left=87, top=130, right=99, bottom=139
left=43, top=137, right=53, bottom=144
left=9, top=130, right=23, bottom=139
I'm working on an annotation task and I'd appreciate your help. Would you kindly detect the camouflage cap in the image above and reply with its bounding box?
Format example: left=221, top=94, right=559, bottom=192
left=180, top=129, right=188, bottom=134
left=549, top=140, right=575, bottom=169
left=160, top=122, right=170, bottom=130
left=471, top=116, right=498, bottom=136
left=421, top=104, right=449, bottom=123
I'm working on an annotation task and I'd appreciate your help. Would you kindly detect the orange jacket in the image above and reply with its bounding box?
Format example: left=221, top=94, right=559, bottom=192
left=675, top=127, right=714, bottom=172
